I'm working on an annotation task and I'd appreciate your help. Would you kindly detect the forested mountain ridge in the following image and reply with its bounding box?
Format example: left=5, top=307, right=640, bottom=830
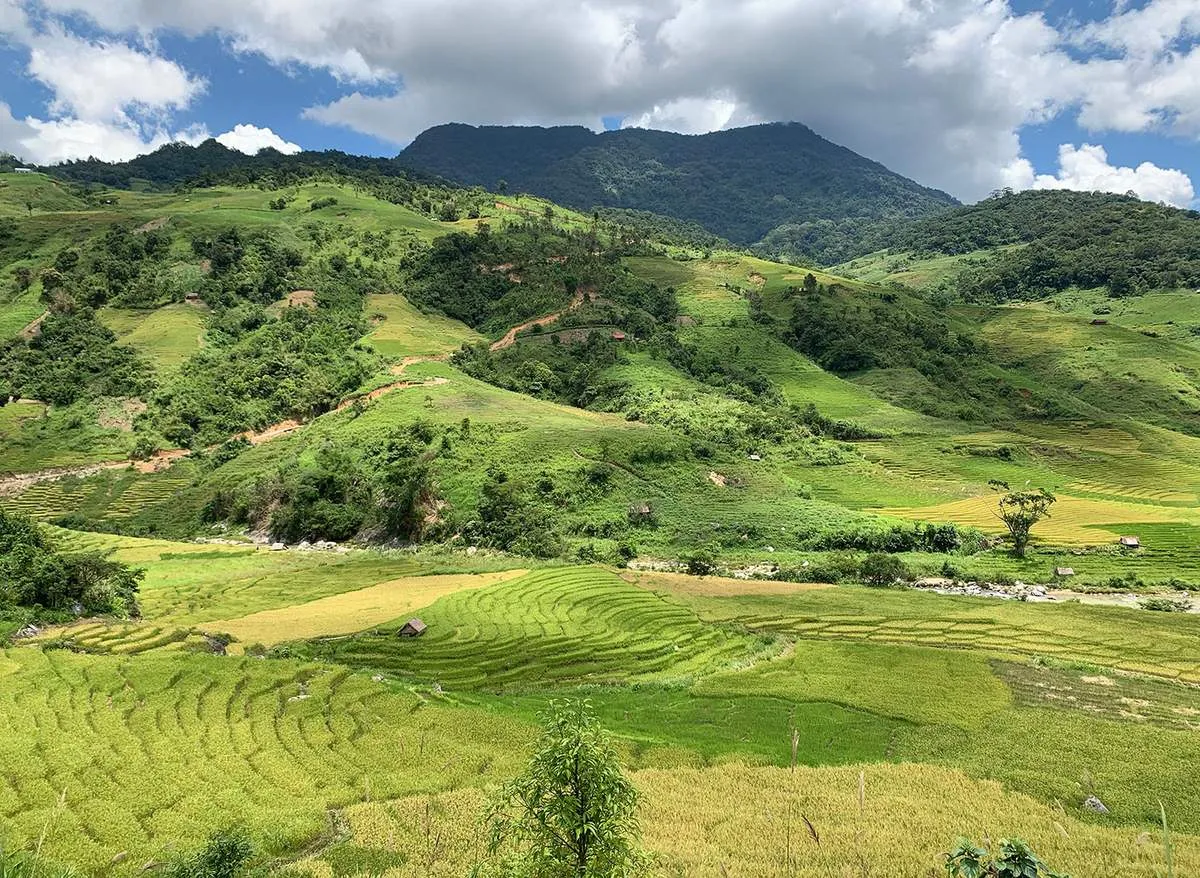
left=397, top=122, right=959, bottom=247
left=839, top=189, right=1200, bottom=300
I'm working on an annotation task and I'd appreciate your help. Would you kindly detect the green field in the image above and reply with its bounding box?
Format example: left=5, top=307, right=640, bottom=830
left=3, top=167, right=1200, bottom=877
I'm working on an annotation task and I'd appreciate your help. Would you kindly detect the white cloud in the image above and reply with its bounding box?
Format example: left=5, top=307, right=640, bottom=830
left=3, top=0, right=1198, bottom=199
left=26, top=29, right=204, bottom=123
left=215, top=123, right=301, bottom=155
left=1003, top=143, right=1195, bottom=207
left=0, top=99, right=208, bottom=163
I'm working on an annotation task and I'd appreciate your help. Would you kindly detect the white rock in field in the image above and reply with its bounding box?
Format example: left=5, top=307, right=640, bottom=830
left=1083, top=795, right=1110, bottom=814
left=371, top=674, right=385, bottom=683
left=270, top=542, right=286, bottom=551
left=298, top=540, right=312, bottom=550
left=466, top=546, right=478, bottom=556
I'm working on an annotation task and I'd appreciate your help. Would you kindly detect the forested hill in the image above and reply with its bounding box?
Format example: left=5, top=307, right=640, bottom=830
left=397, top=122, right=959, bottom=246
left=879, top=190, right=1200, bottom=300
left=29, top=140, right=425, bottom=190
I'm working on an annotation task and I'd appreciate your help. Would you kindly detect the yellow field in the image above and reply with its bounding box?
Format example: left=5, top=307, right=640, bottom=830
left=623, top=570, right=833, bottom=597
left=880, top=493, right=1198, bottom=545
left=209, top=569, right=528, bottom=649
left=285, top=763, right=1196, bottom=877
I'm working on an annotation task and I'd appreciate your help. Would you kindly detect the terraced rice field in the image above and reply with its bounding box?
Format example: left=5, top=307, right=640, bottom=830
left=209, top=569, right=529, bottom=650
left=288, top=764, right=1198, bottom=878
left=0, top=649, right=533, bottom=872
left=680, top=587, right=1200, bottom=683
left=305, top=567, right=771, bottom=689
left=880, top=492, right=1200, bottom=545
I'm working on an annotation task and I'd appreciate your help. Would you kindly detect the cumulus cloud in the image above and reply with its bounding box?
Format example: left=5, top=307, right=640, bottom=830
left=0, top=100, right=207, bottom=163
left=215, top=123, right=301, bottom=155
left=4, top=0, right=1200, bottom=200
left=26, top=29, right=204, bottom=123
left=1003, top=143, right=1195, bottom=207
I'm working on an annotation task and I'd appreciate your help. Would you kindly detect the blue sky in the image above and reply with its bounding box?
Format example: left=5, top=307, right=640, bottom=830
left=1, top=0, right=1198, bottom=206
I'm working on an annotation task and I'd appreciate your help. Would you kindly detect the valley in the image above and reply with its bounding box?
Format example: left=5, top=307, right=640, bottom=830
left=1, top=152, right=1198, bottom=877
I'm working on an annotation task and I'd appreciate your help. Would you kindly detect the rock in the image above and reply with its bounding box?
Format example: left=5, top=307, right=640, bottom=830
left=1083, top=795, right=1110, bottom=814
left=16, top=625, right=39, bottom=639
left=371, top=674, right=385, bottom=683
left=298, top=540, right=312, bottom=550
left=270, top=542, right=286, bottom=551
left=466, top=546, right=478, bottom=556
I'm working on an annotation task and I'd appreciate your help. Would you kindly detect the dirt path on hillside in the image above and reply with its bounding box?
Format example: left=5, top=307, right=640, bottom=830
left=0, top=297, right=580, bottom=496
left=0, top=355, right=455, bottom=495
left=490, top=291, right=586, bottom=352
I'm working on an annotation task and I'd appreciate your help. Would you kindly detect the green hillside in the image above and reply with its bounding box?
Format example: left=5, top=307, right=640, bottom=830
left=1, top=163, right=1198, bottom=878
left=397, top=122, right=958, bottom=250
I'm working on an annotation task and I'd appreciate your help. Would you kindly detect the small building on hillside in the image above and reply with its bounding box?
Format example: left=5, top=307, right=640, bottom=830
left=13, top=167, right=34, bottom=174
left=1119, top=536, right=1141, bottom=549
left=1055, top=566, right=1075, bottom=578
left=184, top=291, right=201, bottom=304
left=611, top=330, right=627, bottom=341
left=748, top=453, right=762, bottom=462
left=398, top=618, right=427, bottom=637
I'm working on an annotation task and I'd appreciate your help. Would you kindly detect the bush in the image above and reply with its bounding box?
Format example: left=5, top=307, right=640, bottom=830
left=684, top=549, right=717, bottom=577
left=1139, top=596, right=1190, bottom=613
left=860, top=552, right=908, bottom=587
left=163, top=828, right=255, bottom=878
left=945, top=837, right=1068, bottom=877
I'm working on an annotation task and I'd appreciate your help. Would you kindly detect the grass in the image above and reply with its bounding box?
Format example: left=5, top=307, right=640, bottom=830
left=0, top=648, right=533, bottom=872
left=98, top=304, right=207, bottom=374
left=291, top=763, right=1199, bottom=878
left=362, top=294, right=483, bottom=359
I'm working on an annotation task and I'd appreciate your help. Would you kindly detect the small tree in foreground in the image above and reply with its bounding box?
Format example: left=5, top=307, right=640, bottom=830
left=995, top=486, right=1056, bottom=557
left=946, top=837, right=1068, bottom=877
left=480, top=700, right=645, bottom=878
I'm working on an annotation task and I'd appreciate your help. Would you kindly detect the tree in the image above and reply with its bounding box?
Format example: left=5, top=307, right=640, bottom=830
left=14, top=266, right=32, bottom=291
left=946, top=837, right=1068, bottom=877
left=859, top=552, right=907, bottom=587
left=481, top=700, right=644, bottom=878
left=995, top=487, right=1056, bottom=557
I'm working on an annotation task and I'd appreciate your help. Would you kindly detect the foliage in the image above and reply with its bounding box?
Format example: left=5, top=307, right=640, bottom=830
left=889, top=191, right=1200, bottom=300
left=480, top=700, right=645, bottom=878
left=945, top=837, right=1068, bottom=878
left=0, top=507, right=142, bottom=617
left=0, top=306, right=151, bottom=405
left=148, top=307, right=376, bottom=446
left=163, top=828, right=255, bottom=878
left=398, top=122, right=956, bottom=250
left=859, top=552, right=908, bottom=587
left=996, top=488, right=1056, bottom=557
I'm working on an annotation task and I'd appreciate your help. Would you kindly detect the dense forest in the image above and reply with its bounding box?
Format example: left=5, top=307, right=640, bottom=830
left=894, top=191, right=1200, bottom=300
left=398, top=123, right=958, bottom=247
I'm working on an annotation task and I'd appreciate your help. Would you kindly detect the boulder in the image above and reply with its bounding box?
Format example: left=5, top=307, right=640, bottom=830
left=1083, top=795, right=1110, bottom=814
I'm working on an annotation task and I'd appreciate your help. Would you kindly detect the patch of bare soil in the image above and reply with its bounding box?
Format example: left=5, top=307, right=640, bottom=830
left=18, top=311, right=48, bottom=340
left=134, top=216, right=169, bottom=234
left=97, top=398, right=147, bottom=431
left=283, top=290, right=317, bottom=308
left=748, top=272, right=766, bottom=286
left=708, top=471, right=728, bottom=487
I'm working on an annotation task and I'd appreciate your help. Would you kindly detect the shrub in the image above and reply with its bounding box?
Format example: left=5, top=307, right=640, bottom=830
left=860, top=552, right=908, bottom=587
left=945, top=837, right=1068, bottom=877
left=163, top=828, right=255, bottom=878
left=1139, top=597, right=1190, bottom=613
left=480, top=701, right=645, bottom=878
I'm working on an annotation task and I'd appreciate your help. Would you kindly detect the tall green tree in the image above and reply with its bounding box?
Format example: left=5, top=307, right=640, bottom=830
left=481, top=700, right=645, bottom=878
left=995, top=487, right=1056, bottom=558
